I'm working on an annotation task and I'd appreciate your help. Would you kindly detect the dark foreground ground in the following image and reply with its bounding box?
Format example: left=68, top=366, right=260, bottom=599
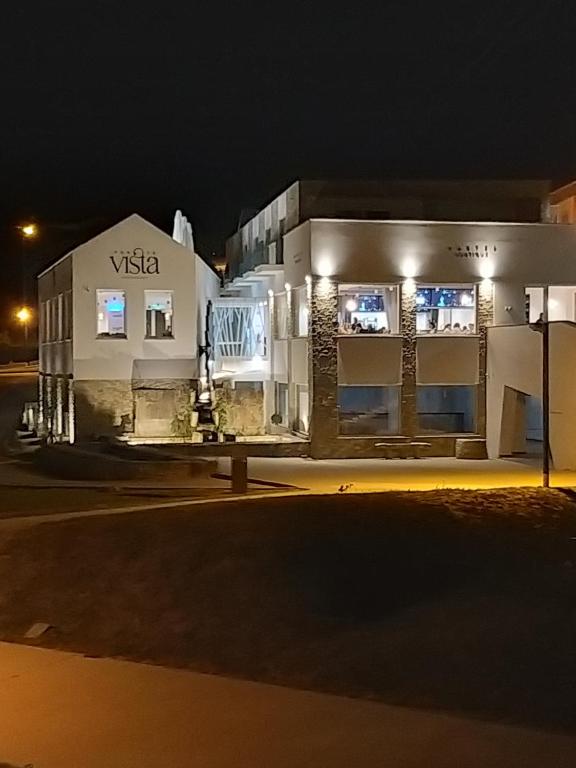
left=1, top=488, right=576, bottom=732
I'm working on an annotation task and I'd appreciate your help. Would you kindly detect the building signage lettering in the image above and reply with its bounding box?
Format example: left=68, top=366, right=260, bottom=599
left=110, top=248, right=159, bottom=275
left=448, top=244, right=497, bottom=259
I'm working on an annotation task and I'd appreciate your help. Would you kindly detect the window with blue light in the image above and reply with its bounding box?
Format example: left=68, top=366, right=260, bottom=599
left=97, top=290, right=126, bottom=337
left=338, top=284, right=399, bottom=334
left=145, top=290, right=174, bottom=338
left=416, top=286, right=476, bottom=334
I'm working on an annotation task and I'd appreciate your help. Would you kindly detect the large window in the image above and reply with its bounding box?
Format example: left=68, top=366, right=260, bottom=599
left=338, top=386, right=400, bottom=436
left=417, top=385, right=476, bottom=434
left=416, top=286, right=476, bottom=334
left=293, top=286, right=309, bottom=337
left=338, top=285, right=399, bottom=335
left=97, top=290, right=126, bottom=337
left=145, top=291, right=174, bottom=339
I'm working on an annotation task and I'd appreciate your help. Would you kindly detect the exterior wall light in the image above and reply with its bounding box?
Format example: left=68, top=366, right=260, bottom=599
left=284, top=282, right=291, bottom=292
left=401, top=258, right=418, bottom=279
left=316, top=257, right=333, bottom=278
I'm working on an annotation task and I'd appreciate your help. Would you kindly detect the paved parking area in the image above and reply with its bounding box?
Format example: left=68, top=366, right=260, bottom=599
left=1, top=642, right=576, bottom=768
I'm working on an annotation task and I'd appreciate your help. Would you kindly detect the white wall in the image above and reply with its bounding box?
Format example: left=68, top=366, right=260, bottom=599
left=290, top=338, right=308, bottom=386
left=308, top=220, right=576, bottom=285
left=487, top=322, right=576, bottom=470
left=486, top=325, right=541, bottom=458
left=283, top=221, right=311, bottom=288
left=71, top=214, right=203, bottom=381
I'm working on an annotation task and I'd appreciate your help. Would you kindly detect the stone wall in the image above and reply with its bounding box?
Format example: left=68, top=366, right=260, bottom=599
left=214, top=387, right=265, bottom=436
left=307, top=276, right=492, bottom=459
left=309, top=276, right=339, bottom=458
left=400, top=280, right=418, bottom=437
left=476, top=279, right=494, bottom=436
left=74, top=378, right=195, bottom=440
left=74, top=380, right=134, bottom=439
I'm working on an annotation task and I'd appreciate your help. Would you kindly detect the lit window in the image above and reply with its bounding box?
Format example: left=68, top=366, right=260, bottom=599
left=416, top=286, right=476, bottom=334
left=293, top=286, right=309, bottom=337
left=338, top=386, right=400, bottom=435
left=97, top=290, right=126, bottom=337
left=145, top=291, right=174, bottom=339
left=417, top=385, right=477, bottom=433
left=338, top=285, right=399, bottom=335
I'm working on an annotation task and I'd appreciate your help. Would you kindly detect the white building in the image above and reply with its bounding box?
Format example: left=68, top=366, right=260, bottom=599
left=37, top=181, right=576, bottom=469
left=217, top=181, right=576, bottom=466
left=38, top=213, right=219, bottom=441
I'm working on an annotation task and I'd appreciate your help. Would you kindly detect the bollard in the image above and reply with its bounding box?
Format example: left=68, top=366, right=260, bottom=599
left=231, top=456, right=248, bottom=494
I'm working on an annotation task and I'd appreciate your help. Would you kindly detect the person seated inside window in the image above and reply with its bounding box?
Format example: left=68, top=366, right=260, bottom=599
left=428, top=319, right=437, bottom=334
left=443, top=323, right=452, bottom=333
left=453, top=322, right=462, bottom=333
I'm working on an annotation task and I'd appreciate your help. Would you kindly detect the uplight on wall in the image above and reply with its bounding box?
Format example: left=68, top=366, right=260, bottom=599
left=316, top=255, right=334, bottom=278
left=479, top=277, right=494, bottom=301
left=401, top=257, right=418, bottom=280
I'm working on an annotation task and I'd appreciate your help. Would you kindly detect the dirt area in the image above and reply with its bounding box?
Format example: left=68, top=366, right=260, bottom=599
left=1, top=488, right=576, bottom=732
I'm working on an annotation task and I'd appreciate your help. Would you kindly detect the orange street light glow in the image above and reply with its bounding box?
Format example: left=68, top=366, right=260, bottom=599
left=16, top=307, right=32, bottom=323
left=20, top=223, right=38, bottom=238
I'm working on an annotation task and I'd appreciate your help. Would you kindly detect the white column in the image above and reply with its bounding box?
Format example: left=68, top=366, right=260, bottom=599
left=55, top=377, right=64, bottom=438
left=68, top=379, right=75, bottom=444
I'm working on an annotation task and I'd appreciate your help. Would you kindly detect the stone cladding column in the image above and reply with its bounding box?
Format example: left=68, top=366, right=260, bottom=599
left=400, top=280, right=418, bottom=437
left=309, top=276, right=339, bottom=458
left=477, top=279, right=494, bottom=436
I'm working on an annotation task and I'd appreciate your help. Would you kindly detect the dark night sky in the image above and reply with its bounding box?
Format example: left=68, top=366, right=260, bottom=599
left=1, top=0, right=576, bottom=328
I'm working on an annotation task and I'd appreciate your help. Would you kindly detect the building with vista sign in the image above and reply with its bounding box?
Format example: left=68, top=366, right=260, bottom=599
left=37, top=180, right=576, bottom=469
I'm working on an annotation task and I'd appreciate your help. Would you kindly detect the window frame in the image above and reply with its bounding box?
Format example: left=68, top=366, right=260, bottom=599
left=338, top=283, right=400, bottom=336
left=96, top=289, right=127, bottom=339
left=337, top=385, right=402, bottom=436
left=416, top=284, right=478, bottom=336
left=416, top=384, right=478, bottom=435
left=144, top=289, right=175, bottom=340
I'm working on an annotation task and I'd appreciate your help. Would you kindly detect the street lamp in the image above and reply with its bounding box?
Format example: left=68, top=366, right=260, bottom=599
left=20, top=223, right=38, bottom=239
left=529, top=286, right=550, bottom=489
left=17, top=222, right=39, bottom=310
left=15, top=306, right=32, bottom=343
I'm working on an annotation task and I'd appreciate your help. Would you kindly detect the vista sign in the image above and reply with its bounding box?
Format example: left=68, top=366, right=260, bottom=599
left=110, top=248, right=159, bottom=275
